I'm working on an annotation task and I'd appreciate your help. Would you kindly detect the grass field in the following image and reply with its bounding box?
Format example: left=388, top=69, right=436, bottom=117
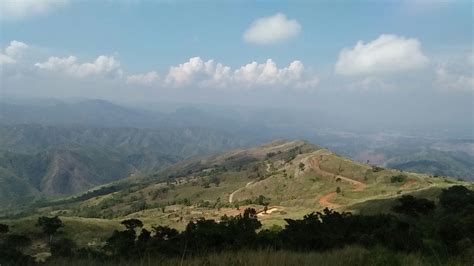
left=44, top=246, right=474, bottom=266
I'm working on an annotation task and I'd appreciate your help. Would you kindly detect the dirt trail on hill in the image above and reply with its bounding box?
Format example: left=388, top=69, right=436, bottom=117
left=318, top=192, right=342, bottom=209
left=401, top=179, right=417, bottom=189
left=229, top=181, right=255, bottom=203
left=228, top=162, right=273, bottom=204
left=308, top=151, right=366, bottom=209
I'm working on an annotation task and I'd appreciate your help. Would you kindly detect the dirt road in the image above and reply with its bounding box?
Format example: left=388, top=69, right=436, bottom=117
left=229, top=181, right=255, bottom=203
left=308, top=151, right=366, bottom=209
left=318, top=192, right=342, bottom=209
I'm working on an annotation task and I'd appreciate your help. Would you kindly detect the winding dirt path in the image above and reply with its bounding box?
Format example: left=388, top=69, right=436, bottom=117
left=266, top=162, right=271, bottom=173
left=308, top=152, right=367, bottom=209
left=318, top=192, right=341, bottom=209
left=228, top=162, right=274, bottom=204
left=229, top=181, right=254, bottom=203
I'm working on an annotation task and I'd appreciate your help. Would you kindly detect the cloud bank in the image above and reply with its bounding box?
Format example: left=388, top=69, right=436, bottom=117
left=3, top=39, right=472, bottom=94
left=35, top=55, right=123, bottom=78
left=1, top=41, right=318, bottom=91
left=164, top=57, right=319, bottom=90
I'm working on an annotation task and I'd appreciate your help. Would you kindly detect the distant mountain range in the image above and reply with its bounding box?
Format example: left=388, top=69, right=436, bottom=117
left=0, top=123, right=256, bottom=208
left=385, top=149, right=474, bottom=180
left=0, top=98, right=472, bottom=210
left=0, top=98, right=160, bottom=128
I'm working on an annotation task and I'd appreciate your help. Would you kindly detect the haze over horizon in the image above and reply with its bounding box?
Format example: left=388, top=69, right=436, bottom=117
left=1, top=0, right=473, bottom=138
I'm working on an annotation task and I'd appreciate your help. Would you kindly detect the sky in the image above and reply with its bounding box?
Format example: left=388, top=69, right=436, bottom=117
left=0, top=0, right=473, bottom=137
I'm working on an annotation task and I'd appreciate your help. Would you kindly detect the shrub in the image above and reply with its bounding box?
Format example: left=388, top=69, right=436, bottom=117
left=372, top=166, right=384, bottom=172
left=392, top=195, right=435, bottom=217
left=299, top=162, right=305, bottom=171
left=390, top=175, right=407, bottom=183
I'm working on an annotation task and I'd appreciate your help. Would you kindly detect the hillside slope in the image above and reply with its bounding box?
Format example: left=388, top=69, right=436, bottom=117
left=10, top=140, right=467, bottom=232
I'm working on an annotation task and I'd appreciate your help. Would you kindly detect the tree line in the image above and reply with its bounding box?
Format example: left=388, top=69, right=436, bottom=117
left=1, top=185, right=473, bottom=265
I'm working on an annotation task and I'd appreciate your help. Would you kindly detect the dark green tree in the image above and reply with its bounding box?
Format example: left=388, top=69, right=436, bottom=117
left=392, top=195, right=435, bottom=217
left=210, top=176, right=220, bottom=187
left=298, top=162, right=305, bottom=171
left=104, top=229, right=136, bottom=257
left=51, top=238, right=76, bottom=257
left=256, top=195, right=270, bottom=206
left=0, top=223, right=9, bottom=234
left=121, top=218, right=143, bottom=231
left=439, top=185, right=474, bottom=213
left=5, top=234, right=31, bottom=250
left=36, top=216, right=64, bottom=244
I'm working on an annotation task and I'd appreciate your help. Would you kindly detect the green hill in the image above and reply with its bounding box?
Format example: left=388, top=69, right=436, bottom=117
left=4, top=140, right=466, bottom=231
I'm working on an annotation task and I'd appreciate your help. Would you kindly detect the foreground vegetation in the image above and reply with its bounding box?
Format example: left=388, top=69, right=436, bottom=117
left=43, top=247, right=474, bottom=266
left=1, top=185, right=473, bottom=265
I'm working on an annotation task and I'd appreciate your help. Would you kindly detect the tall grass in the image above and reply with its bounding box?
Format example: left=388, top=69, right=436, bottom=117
left=44, top=246, right=472, bottom=266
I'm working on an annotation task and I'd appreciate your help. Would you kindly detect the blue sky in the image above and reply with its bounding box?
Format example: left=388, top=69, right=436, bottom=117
left=0, top=0, right=473, bottom=138
left=1, top=1, right=471, bottom=73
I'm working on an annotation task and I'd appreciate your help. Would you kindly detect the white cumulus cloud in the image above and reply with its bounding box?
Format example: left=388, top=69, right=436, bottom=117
left=0, top=40, right=29, bottom=65
left=0, top=0, right=69, bottom=21
left=126, top=71, right=160, bottom=86
left=165, top=57, right=233, bottom=88
left=35, top=55, right=122, bottom=78
left=436, top=65, right=474, bottom=91
left=164, top=57, right=319, bottom=90
left=0, top=54, right=15, bottom=65
left=2, top=39, right=318, bottom=91
left=243, top=13, right=301, bottom=45
left=335, top=34, right=429, bottom=76
left=233, top=59, right=318, bottom=89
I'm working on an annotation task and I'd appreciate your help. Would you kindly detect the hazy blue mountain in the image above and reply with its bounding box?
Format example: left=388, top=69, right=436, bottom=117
left=385, top=150, right=474, bottom=181
left=0, top=124, right=254, bottom=155
left=0, top=98, right=163, bottom=128
left=0, top=123, right=258, bottom=208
